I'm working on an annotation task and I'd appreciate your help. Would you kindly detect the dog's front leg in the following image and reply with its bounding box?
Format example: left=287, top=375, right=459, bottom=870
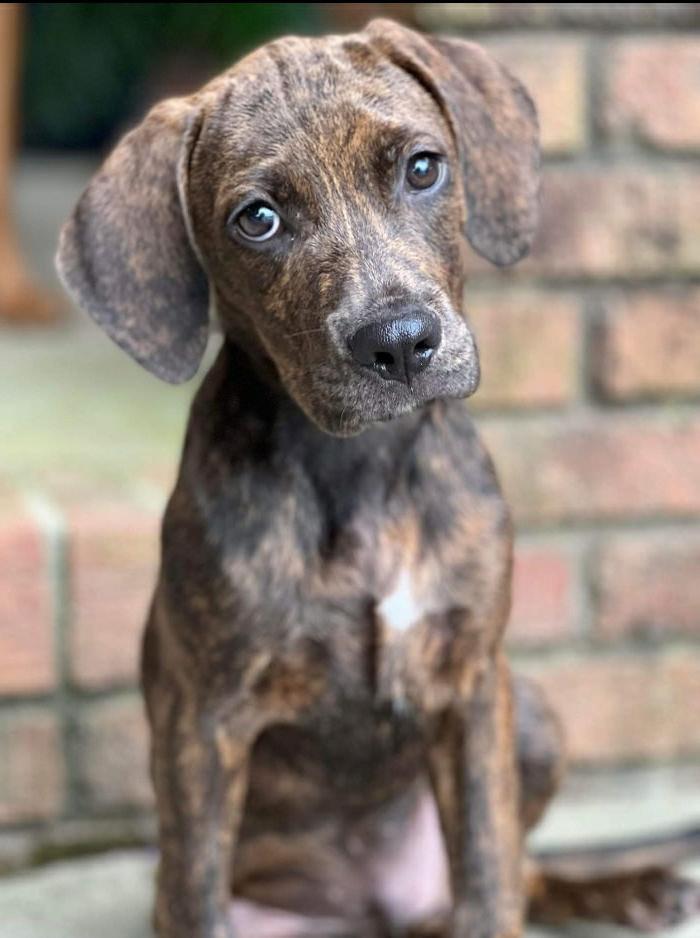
left=428, top=653, right=524, bottom=938
left=150, top=689, right=252, bottom=938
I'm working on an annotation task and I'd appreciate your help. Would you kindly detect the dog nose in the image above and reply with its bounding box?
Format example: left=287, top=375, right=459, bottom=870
left=348, top=310, right=442, bottom=385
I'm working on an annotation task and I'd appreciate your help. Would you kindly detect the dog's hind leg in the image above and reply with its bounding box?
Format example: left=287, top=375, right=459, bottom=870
left=515, top=676, right=700, bottom=930
left=513, top=675, right=566, bottom=832
left=528, top=858, right=700, bottom=930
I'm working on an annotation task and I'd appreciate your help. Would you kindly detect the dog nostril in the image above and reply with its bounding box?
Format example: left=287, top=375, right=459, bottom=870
left=375, top=351, right=395, bottom=368
left=414, top=339, right=432, bottom=354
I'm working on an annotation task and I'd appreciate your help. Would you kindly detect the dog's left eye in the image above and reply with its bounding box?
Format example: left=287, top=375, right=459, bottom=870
left=406, top=153, right=443, bottom=191
left=233, top=202, right=281, bottom=242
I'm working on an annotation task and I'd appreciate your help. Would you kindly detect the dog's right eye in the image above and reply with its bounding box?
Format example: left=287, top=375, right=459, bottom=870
left=405, top=153, right=443, bottom=192
left=232, top=202, right=281, bottom=242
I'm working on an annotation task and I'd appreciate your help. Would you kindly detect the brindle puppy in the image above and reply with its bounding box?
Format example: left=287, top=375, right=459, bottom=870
left=56, top=19, right=699, bottom=938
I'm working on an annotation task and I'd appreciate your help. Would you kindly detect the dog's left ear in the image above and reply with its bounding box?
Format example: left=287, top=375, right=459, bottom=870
left=365, top=19, right=540, bottom=267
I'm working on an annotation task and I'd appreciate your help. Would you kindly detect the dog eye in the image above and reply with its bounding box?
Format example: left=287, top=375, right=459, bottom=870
left=234, top=202, right=281, bottom=241
left=406, top=153, right=442, bottom=191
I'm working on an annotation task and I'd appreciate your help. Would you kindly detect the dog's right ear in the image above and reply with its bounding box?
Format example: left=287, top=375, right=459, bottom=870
left=365, top=19, right=540, bottom=268
left=56, top=98, right=209, bottom=383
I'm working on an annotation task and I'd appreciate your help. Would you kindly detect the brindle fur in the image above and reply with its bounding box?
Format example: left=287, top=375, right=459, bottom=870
left=56, top=19, right=699, bottom=938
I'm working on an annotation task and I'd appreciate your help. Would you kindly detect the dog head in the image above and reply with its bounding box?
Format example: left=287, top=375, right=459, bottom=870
left=57, top=19, right=539, bottom=435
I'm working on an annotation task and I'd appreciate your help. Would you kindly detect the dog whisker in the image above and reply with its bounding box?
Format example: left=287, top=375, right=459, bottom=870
left=284, top=327, right=327, bottom=339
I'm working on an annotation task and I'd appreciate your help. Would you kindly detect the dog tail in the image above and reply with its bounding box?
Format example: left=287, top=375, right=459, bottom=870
left=527, top=826, right=700, bottom=931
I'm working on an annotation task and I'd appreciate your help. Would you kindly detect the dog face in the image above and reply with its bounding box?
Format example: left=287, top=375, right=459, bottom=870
left=57, top=20, right=539, bottom=436
left=188, top=31, right=478, bottom=435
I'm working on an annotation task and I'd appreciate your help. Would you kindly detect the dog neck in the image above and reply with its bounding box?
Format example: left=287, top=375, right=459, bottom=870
left=187, top=337, right=437, bottom=522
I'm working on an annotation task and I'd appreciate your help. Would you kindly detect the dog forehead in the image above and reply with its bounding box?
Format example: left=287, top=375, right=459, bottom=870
left=202, top=33, right=446, bottom=163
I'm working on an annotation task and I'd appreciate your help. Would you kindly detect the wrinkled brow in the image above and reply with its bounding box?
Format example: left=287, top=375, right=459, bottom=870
left=224, top=118, right=448, bottom=203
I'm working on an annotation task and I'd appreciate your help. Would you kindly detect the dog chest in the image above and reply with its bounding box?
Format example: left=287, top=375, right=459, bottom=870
left=161, top=399, right=511, bottom=729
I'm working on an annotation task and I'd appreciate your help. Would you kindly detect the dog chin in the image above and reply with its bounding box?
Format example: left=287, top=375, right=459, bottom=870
left=298, top=397, right=412, bottom=438
left=308, top=383, right=479, bottom=438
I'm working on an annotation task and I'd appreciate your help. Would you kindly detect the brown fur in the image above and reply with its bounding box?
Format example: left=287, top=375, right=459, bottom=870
left=56, top=19, right=699, bottom=938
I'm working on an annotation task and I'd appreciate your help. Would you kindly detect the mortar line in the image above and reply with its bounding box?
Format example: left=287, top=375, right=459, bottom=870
left=23, top=490, right=76, bottom=820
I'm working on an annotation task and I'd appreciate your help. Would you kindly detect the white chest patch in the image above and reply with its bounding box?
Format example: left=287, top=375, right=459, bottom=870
left=377, top=568, right=423, bottom=633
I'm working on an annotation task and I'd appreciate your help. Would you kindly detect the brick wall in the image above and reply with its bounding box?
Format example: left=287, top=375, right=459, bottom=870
left=0, top=486, right=158, bottom=866
left=1, top=1, right=699, bottom=861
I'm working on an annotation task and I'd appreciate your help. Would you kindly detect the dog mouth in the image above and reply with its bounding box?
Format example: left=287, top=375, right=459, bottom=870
left=293, top=358, right=481, bottom=437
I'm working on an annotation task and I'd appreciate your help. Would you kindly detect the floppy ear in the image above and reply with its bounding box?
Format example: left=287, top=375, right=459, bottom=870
left=56, top=98, right=209, bottom=383
left=365, top=19, right=540, bottom=267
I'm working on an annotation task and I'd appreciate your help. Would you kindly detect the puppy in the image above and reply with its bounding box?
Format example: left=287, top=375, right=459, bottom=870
left=57, top=18, right=699, bottom=938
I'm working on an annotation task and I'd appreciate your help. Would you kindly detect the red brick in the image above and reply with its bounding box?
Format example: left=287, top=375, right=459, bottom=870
left=536, top=168, right=700, bottom=279
left=481, top=414, right=700, bottom=525
left=595, top=530, right=700, bottom=641
left=482, top=37, right=586, bottom=154
left=519, top=651, right=700, bottom=764
left=75, top=696, right=152, bottom=811
left=468, top=290, right=579, bottom=409
left=507, top=541, right=577, bottom=646
left=67, top=498, right=159, bottom=689
left=593, top=288, right=700, bottom=401
left=0, top=709, right=64, bottom=822
left=465, top=168, right=700, bottom=280
left=0, top=494, right=54, bottom=695
left=605, top=39, right=700, bottom=151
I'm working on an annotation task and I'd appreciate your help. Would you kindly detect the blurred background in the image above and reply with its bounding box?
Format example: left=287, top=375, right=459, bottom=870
left=1, top=3, right=699, bottom=934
